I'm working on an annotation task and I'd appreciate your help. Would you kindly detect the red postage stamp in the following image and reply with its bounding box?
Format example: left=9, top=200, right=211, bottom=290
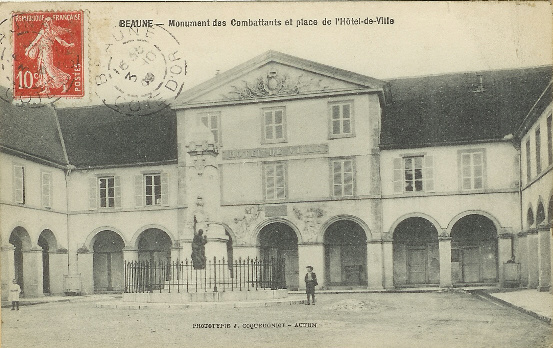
left=12, top=11, right=84, bottom=98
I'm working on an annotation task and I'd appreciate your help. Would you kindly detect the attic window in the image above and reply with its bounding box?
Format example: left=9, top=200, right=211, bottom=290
left=472, top=74, right=485, bottom=93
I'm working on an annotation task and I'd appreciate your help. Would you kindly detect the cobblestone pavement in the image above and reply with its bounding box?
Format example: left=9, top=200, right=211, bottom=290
left=1, top=292, right=551, bottom=348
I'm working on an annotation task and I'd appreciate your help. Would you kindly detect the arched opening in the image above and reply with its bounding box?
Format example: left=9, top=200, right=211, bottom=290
left=92, top=230, right=125, bottom=292
left=9, top=227, right=31, bottom=292
left=451, top=214, right=498, bottom=284
left=527, top=207, right=535, bottom=228
left=324, top=220, right=367, bottom=287
left=258, top=222, right=299, bottom=290
left=137, top=228, right=172, bottom=264
left=38, top=229, right=57, bottom=294
left=393, top=217, right=439, bottom=286
left=536, top=202, right=545, bottom=225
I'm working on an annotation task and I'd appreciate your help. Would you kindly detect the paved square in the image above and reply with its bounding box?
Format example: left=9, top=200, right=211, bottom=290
left=2, top=292, right=551, bottom=348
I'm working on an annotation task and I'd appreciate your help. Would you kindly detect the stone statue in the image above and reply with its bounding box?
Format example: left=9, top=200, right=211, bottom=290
left=191, top=215, right=207, bottom=269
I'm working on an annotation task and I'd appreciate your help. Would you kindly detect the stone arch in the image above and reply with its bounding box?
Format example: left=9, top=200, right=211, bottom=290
left=391, top=216, right=440, bottom=286
left=449, top=213, right=499, bottom=284
left=253, top=218, right=303, bottom=245
left=388, top=213, right=443, bottom=237
left=323, top=216, right=369, bottom=287
left=446, top=210, right=502, bottom=237
left=38, top=229, right=58, bottom=294
left=130, top=224, right=175, bottom=249
left=9, top=226, right=32, bottom=251
left=255, top=218, right=301, bottom=290
left=85, top=226, right=128, bottom=251
left=536, top=197, right=546, bottom=225
left=319, top=215, right=371, bottom=243
left=9, top=226, right=32, bottom=291
left=220, top=223, right=237, bottom=246
left=38, top=229, right=58, bottom=251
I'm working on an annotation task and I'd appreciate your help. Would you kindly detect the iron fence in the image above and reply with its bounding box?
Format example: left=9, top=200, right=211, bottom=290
left=125, top=257, right=286, bottom=293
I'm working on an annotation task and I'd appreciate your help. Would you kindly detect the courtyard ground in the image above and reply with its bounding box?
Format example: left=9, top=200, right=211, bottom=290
left=1, top=292, right=551, bottom=348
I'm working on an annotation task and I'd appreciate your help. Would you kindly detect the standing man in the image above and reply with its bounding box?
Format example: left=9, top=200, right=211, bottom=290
left=9, top=279, right=21, bottom=310
left=304, top=266, right=318, bottom=305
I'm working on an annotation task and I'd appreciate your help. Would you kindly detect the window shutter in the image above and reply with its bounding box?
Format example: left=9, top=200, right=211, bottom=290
left=88, top=177, right=97, bottom=210
left=13, top=166, right=24, bottom=204
left=134, top=175, right=143, bottom=207
left=424, top=155, right=434, bottom=192
left=393, top=158, right=402, bottom=193
left=161, top=172, right=169, bottom=206
left=42, top=172, right=52, bottom=208
left=114, top=176, right=121, bottom=208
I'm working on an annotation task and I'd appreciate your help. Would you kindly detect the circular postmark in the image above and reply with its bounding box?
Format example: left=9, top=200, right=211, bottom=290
left=94, top=24, right=186, bottom=116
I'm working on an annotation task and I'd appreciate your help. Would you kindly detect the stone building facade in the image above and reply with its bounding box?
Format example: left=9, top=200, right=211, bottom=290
left=1, top=52, right=551, bottom=299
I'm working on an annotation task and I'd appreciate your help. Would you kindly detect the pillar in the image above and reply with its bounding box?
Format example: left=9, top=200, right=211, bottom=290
left=517, top=232, right=529, bottom=287
left=205, top=223, right=229, bottom=262
left=382, top=241, right=394, bottom=289
left=123, top=248, right=139, bottom=263
left=538, top=225, right=551, bottom=291
left=498, top=233, right=513, bottom=287
left=77, top=251, right=94, bottom=295
left=439, top=236, right=452, bottom=288
left=49, top=251, right=68, bottom=295
left=298, top=244, right=324, bottom=290
left=20, top=248, right=43, bottom=297
left=366, top=241, right=384, bottom=289
left=527, top=229, right=539, bottom=288
left=1, top=244, right=15, bottom=301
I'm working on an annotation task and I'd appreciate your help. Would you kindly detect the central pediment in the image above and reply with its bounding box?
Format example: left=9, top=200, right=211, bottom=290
left=175, top=51, right=386, bottom=107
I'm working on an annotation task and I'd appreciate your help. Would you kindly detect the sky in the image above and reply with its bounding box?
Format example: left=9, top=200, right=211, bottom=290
left=1, top=1, right=551, bottom=106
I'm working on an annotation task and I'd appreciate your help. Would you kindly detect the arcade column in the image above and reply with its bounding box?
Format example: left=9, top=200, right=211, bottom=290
left=298, top=243, right=324, bottom=290
left=438, top=236, right=452, bottom=288
left=366, top=240, right=384, bottom=289
left=527, top=229, right=539, bottom=288
left=537, top=224, right=551, bottom=291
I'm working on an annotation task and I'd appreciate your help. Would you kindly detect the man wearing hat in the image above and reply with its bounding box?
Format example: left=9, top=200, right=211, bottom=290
left=304, top=266, right=318, bottom=305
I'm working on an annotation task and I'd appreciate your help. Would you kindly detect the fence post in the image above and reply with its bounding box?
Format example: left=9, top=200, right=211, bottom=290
left=213, top=256, right=218, bottom=292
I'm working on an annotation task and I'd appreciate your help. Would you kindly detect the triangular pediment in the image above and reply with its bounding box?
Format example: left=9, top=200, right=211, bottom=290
left=175, top=51, right=386, bottom=107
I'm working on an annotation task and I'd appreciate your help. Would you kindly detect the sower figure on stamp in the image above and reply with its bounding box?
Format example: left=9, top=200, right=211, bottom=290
left=191, top=215, right=207, bottom=269
left=24, top=17, right=74, bottom=94
left=9, top=279, right=22, bottom=311
left=305, top=266, right=318, bottom=305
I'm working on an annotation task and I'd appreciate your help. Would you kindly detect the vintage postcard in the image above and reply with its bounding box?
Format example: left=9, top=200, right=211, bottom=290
left=0, top=2, right=552, bottom=348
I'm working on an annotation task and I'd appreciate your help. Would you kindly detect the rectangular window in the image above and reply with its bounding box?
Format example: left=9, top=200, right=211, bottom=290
left=99, top=176, right=115, bottom=208
left=332, top=159, right=354, bottom=197
left=535, top=128, right=542, bottom=174
left=41, top=171, right=52, bottom=208
left=547, top=115, right=552, bottom=166
left=145, top=174, right=162, bottom=206
left=526, top=139, right=531, bottom=182
left=200, top=112, right=221, bottom=144
left=404, top=156, right=423, bottom=192
left=329, top=102, right=353, bottom=138
left=393, top=155, right=434, bottom=193
left=263, top=162, right=286, bottom=200
left=262, top=107, right=286, bottom=143
left=13, top=165, right=25, bottom=204
left=461, top=152, right=484, bottom=190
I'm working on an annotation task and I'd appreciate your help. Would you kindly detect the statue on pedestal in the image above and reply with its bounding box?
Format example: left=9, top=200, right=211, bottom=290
left=191, top=215, right=207, bottom=269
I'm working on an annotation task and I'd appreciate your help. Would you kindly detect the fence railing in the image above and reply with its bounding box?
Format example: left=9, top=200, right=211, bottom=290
left=124, top=257, right=286, bottom=293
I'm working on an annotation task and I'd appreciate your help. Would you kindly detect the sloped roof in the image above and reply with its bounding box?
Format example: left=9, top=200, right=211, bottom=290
left=0, top=87, right=68, bottom=166
left=381, top=66, right=552, bottom=149
left=56, top=105, right=177, bottom=168
left=175, top=50, right=388, bottom=106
